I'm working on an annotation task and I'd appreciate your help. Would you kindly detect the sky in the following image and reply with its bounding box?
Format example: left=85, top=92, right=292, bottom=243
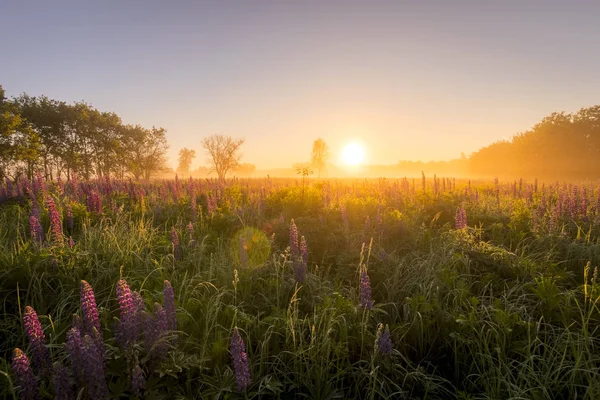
left=2, top=1, right=600, bottom=170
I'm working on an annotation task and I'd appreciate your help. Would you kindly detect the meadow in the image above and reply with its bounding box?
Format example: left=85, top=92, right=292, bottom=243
left=1, top=175, right=600, bottom=399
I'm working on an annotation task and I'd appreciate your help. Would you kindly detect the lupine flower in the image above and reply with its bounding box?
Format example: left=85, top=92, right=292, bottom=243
left=171, top=227, right=181, bottom=261
left=163, top=280, right=177, bottom=332
left=341, top=203, right=349, bottom=231
left=289, top=219, right=299, bottom=260
left=376, top=323, right=393, bottom=356
left=80, top=281, right=101, bottom=338
left=116, top=279, right=138, bottom=347
left=82, top=334, right=109, bottom=400
left=66, top=328, right=84, bottom=384
left=295, top=235, right=308, bottom=283
left=230, top=327, right=251, bottom=392
left=131, top=364, right=146, bottom=397
left=67, top=236, right=75, bottom=248
left=46, top=196, right=63, bottom=245
left=23, top=306, right=51, bottom=374
left=190, top=191, right=197, bottom=221
left=455, top=206, right=467, bottom=229
left=66, top=205, right=73, bottom=232
left=29, top=214, right=43, bottom=245
left=11, top=348, right=39, bottom=400
left=359, top=267, right=373, bottom=310
left=53, top=362, right=75, bottom=400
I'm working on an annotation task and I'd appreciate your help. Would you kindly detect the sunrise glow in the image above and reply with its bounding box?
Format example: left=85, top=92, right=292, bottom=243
left=341, top=143, right=365, bottom=166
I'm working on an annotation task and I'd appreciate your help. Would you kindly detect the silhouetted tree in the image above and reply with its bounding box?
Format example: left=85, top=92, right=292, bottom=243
left=311, top=138, right=329, bottom=178
left=176, top=148, right=196, bottom=176
left=201, top=134, right=244, bottom=181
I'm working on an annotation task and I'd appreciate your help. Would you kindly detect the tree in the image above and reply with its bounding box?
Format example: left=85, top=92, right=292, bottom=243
left=176, top=148, right=196, bottom=176
left=0, top=86, right=39, bottom=180
left=201, top=134, right=244, bottom=181
left=123, top=125, right=170, bottom=180
left=310, top=138, right=329, bottom=178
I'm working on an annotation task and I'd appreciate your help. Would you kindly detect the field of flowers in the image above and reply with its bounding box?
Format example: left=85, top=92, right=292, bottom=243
left=1, top=175, right=600, bottom=399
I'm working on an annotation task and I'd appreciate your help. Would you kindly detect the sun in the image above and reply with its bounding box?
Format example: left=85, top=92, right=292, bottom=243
left=342, top=143, right=365, bottom=165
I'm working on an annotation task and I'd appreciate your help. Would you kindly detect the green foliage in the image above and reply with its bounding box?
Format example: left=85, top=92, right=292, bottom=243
left=2, top=176, right=600, bottom=398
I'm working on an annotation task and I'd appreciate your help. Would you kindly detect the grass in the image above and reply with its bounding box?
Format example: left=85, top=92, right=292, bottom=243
left=1, top=177, right=600, bottom=399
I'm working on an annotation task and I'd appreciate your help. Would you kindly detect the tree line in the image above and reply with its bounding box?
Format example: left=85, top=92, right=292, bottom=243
left=469, top=106, right=600, bottom=180
left=0, top=85, right=169, bottom=181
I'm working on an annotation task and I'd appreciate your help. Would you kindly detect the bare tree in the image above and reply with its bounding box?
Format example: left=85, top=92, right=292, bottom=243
left=176, top=147, right=196, bottom=176
left=201, top=134, right=244, bottom=181
left=311, top=138, right=329, bottom=178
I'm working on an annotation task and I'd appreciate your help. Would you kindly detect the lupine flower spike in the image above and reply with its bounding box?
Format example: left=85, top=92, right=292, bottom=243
left=11, top=348, right=39, bottom=400
left=359, top=267, right=373, bottom=310
left=376, top=323, right=393, bottom=356
left=230, top=327, right=251, bottom=391
left=23, top=306, right=51, bottom=374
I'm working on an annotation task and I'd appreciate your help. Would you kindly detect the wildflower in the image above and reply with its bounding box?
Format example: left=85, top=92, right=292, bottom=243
left=171, top=227, right=181, bottom=260
left=11, top=348, right=39, bottom=400
left=53, top=362, right=75, bottom=400
left=116, top=279, right=138, bottom=347
left=65, top=328, right=84, bottom=384
left=66, top=205, right=73, bottom=232
left=80, top=281, right=101, bottom=338
left=23, top=306, right=51, bottom=374
left=375, top=323, right=393, bottom=356
left=455, top=206, right=467, bottom=229
left=359, top=267, right=373, bottom=310
left=295, top=235, right=308, bottom=283
left=163, top=280, right=177, bottom=332
left=230, top=327, right=251, bottom=391
left=29, top=214, right=43, bottom=245
left=46, top=196, right=63, bottom=245
left=82, top=334, right=109, bottom=399
left=67, top=236, right=75, bottom=248
left=131, top=364, right=146, bottom=397
left=289, top=219, right=299, bottom=260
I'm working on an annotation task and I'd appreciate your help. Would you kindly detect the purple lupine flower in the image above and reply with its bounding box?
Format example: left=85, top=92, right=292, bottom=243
left=116, top=279, right=138, bottom=347
left=190, top=191, right=197, bottom=221
left=341, top=203, right=349, bottom=231
left=163, top=281, right=177, bottom=332
left=295, top=235, right=308, bottom=283
left=171, top=227, right=181, bottom=261
left=66, top=328, right=84, bottom=384
left=278, top=213, right=284, bottom=225
left=29, top=214, right=43, bottom=245
left=289, top=219, right=299, bottom=260
left=53, top=362, right=75, bottom=400
left=144, top=303, right=169, bottom=364
left=67, top=237, right=75, bottom=248
left=359, top=268, right=373, bottom=310
left=46, top=196, right=63, bottom=245
left=11, top=348, right=39, bottom=400
left=131, top=364, right=146, bottom=397
left=66, top=205, right=73, bottom=232
left=80, top=281, right=101, bottom=338
left=239, top=236, right=248, bottom=269
left=230, top=327, right=251, bottom=392
left=23, top=306, right=51, bottom=374
left=82, top=334, right=109, bottom=400
left=376, top=324, right=393, bottom=356
left=455, top=206, right=467, bottom=229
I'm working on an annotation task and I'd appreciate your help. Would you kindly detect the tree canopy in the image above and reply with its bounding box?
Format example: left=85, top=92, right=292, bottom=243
left=0, top=85, right=169, bottom=181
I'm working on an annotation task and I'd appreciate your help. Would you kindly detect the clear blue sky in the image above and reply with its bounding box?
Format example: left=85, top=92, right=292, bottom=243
left=2, top=1, right=600, bottom=169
